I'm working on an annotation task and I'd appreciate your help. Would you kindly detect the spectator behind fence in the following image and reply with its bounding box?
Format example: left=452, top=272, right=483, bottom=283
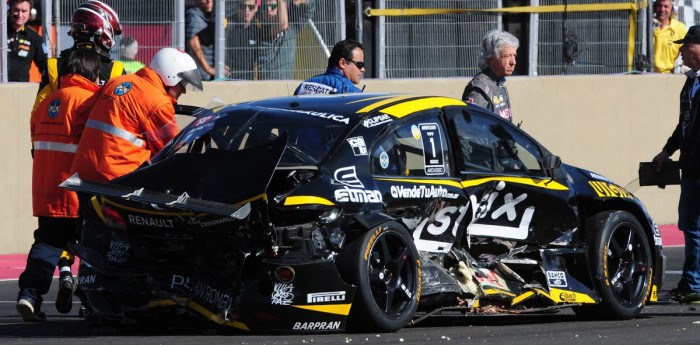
left=294, top=39, right=365, bottom=95
left=651, top=25, right=700, bottom=304
left=7, top=0, right=47, bottom=82
left=117, top=36, right=145, bottom=74
left=257, top=0, right=315, bottom=80
left=653, top=0, right=687, bottom=73
left=461, top=30, right=518, bottom=123
left=227, top=0, right=261, bottom=80
left=32, top=0, right=124, bottom=113
left=17, top=48, right=101, bottom=322
left=186, top=0, right=229, bottom=80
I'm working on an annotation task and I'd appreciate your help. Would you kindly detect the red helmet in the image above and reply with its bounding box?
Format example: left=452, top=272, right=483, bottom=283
left=79, top=1, right=121, bottom=35
left=69, top=7, right=116, bottom=57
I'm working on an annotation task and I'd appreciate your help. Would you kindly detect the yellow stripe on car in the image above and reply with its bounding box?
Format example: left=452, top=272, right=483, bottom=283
left=380, top=97, right=466, bottom=118
left=355, top=95, right=418, bottom=113
left=461, top=176, right=569, bottom=191
left=292, top=303, right=352, bottom=316
left=284, top=195, right=335, bottom=206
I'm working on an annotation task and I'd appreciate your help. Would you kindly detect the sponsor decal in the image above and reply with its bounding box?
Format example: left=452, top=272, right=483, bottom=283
left=547, top=270, right=568, bottom=287
left=307, top=291, right=346, bottom=303
left=416, top=259, right=422, bottom=302
left=298, top=82, right=336, bottom=95
left=362, top=114, right=393, bottom=128
left=558, top=292, right=578, bottom=303
left=271, top=283, right=294, bottom=305
left=411, top=125, right=421, bottom=140
left=171, top=274, right=191, bottom=289
left=333, top=166, right=364, bottom=188
left=379, top=151, right=390, bottom=169
left=107, top=240, right=130, bottom=264
left=588, top=172, right=610, bottom=181
left=48, top=99, right=60, bottom=119
left=193, top=279, right=233, bottom=311
left=127, top=214, right=175, bottom=228
left=467, top=181, right=536, bottom=240
left=419, top=123, right=446, bottom=175
left=286, top=109, right=349, bottom=124
left=334, top=187, right=382, bottom=203
left=364, top=227, right=383, bottom=260
left=114, top=82, right=132, bottom=96
left=588, top=181, right=633, bottom=199
left=390, top=185, right=459, bottom=199
left=78, top=275, right=96, bottom=285
left=193, top=115, right=216, bottom=127
left=292, top=321, right=341, bottom=330
left=346, top=136, right=368, bottom=156
left=413, top=204, right=468, bottom=252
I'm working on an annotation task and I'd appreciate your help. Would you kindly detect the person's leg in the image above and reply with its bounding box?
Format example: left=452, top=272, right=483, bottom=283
left=676, top=177, right=700, bottom=302
left=17, top=217, right=64, bottom=321
left=53, top=218, right=78, bottom=314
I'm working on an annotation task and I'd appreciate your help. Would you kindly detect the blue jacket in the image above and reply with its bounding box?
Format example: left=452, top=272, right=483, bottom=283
left=294, top=68, right=362, bottom=95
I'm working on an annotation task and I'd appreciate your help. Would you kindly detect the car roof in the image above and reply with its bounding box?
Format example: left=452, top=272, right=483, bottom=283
left=243, top=93, right=467, bottom=119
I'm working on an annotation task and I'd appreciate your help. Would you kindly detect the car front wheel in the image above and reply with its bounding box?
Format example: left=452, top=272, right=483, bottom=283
left=574, top=210, right=653, bottom=319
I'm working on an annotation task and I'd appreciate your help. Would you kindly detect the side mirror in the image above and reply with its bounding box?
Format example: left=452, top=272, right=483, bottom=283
left=542, top=154, right=561, bottom=171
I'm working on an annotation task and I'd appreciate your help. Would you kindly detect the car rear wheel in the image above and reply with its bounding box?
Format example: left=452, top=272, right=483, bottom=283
left=338, top=221, right=420, bottom=332
left=573, top=210, right=652, bottom=320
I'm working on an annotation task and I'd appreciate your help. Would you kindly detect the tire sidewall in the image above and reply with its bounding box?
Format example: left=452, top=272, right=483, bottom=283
left=590, top=210, right=652, bottom=319
left=346, top=221, right=420, bottom=332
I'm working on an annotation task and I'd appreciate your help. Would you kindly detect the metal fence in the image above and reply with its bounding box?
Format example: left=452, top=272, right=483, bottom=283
left=0, top=0, right=675, bottom=82
left=370, top=0, right=651, bottom=77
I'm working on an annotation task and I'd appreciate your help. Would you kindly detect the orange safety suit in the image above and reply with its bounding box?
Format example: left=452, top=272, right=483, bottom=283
left=31, top=74, right=99, bottom=217
left=71, top=67, right=179, bottom=183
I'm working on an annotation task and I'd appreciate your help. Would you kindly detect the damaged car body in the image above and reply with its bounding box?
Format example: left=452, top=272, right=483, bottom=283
left=62, top=93, right=665, bottom=333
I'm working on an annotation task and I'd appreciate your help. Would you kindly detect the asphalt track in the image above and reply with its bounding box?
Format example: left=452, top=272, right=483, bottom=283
left=0, top=235, right=698, bottom=344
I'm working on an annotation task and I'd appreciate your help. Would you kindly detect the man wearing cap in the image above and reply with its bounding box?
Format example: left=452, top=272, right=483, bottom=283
left=652, top=24, right=700, bottom=304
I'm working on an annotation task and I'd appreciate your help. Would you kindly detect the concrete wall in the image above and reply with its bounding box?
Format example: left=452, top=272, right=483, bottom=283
left=1, top=74, right=685, bottom=254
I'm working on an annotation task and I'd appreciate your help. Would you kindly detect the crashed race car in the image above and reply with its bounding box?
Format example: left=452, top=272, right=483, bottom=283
left=62, top=93, right=664, bottom=333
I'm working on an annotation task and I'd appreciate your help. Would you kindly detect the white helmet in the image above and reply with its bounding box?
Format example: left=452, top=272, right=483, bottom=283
left=149, top=48, right=203, bottom=90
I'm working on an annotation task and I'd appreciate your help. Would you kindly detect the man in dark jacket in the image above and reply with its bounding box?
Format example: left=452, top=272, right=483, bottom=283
left=653, top=25, right=700, bottom=304
left=294, top=39, right=365, bottom=95
left=7, top=0, right=47, bottom=82
left=462, top=30, right=519, bottom=122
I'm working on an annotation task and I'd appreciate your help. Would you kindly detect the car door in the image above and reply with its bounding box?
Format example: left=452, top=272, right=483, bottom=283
left=370, top=110, right=470, bottom=254
left=445, top=107, right=578, bottom=244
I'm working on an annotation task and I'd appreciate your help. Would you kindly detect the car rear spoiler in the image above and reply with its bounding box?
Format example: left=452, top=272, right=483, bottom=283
left=175, top=104, right=202, bottom=117
left=60, top=173, right=251, bottom=219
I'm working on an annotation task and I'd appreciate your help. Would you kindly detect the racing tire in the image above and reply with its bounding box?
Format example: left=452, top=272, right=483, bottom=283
left=573, top=211, right=653, bottom=320
left=338, top=221, right=420, bottom=332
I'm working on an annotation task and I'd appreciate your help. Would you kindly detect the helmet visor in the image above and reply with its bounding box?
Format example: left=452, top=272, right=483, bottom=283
left=178, top=69, right=203, bottom=92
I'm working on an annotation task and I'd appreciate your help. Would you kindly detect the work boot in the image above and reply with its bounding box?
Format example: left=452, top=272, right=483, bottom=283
left=55, top=274, right=74, bottom=314
left=16, top=298, right=46, bottom=322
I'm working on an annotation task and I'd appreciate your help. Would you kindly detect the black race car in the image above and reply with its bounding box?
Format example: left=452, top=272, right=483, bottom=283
left=63, top=93, right=664, bottom=333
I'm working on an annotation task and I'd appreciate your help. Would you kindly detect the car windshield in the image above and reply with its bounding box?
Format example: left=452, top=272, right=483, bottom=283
left=160, top=106, right=349, bottom=166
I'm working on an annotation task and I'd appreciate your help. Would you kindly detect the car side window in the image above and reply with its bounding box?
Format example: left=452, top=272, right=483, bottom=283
left=453, top=111, right=544, bottom=176
left=372, top=114, right=450, bottom=177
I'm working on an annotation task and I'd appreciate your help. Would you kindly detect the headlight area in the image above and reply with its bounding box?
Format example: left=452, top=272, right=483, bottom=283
left=271, top=207, right=345, bottom=260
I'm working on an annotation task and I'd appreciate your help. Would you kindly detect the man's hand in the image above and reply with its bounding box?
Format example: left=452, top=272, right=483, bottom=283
left=652, top=150, right=670, bottom=171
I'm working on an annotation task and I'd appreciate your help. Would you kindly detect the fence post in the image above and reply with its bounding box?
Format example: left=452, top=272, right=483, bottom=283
left=375, top=0, right=386, bottom=78
left=529, top=0, right=539, bottom=76
left=214, top=0, right=225, bottom=79
left=1, top=1, right=6, bottom=82
left=40, top=0, right=52, bottom=58
left=176, top=0, right=186, bottom=50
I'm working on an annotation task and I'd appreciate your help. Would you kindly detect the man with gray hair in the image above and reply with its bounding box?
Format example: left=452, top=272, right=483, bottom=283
left=461, top=30, right=519, bottom=122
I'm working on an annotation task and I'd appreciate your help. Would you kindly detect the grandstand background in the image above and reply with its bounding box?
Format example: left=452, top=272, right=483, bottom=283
left=2, top=0, right=700, bottom=81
